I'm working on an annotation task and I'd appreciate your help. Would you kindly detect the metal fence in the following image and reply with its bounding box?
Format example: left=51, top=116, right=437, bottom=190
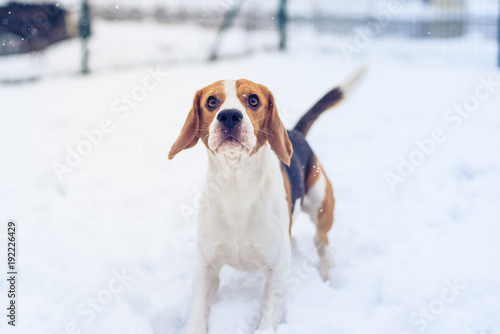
left=87, top=0, right=500, bottom=66
left=209, top=0, right=500, bottom=65
left=0, top=0, right=498, bottom=80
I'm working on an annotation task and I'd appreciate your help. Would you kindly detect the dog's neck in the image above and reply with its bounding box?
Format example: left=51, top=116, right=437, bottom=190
left=205, top=143, right=281, bottom=192
left=202, top=143, right=286, bottom=230
left=208, top=142, right=268, bottom=171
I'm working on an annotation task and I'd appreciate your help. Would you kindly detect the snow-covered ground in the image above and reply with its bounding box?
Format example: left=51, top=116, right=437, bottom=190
left=1, top=15, right=500, bottom=334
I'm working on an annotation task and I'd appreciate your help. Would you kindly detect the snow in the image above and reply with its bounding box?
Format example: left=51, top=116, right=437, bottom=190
left=1, top=14, right=500, bottom=334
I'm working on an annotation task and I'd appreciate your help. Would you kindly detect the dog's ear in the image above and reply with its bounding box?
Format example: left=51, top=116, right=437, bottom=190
left=264, top=91, right=293, bottom=166
left=168, top=90, right=202, bottom=160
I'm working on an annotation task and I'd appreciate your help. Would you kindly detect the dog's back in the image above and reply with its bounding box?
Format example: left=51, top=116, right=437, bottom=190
left=281, top=66, right=366, bottom=279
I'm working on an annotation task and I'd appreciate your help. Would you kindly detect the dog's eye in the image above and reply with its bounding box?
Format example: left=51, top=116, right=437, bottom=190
left=248, top=94, right=260, bottom=107
left=207, top=96, right=218, bottom=109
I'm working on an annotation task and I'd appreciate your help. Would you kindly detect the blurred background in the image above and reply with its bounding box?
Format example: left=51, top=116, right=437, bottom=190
left=1, top=2, right=500, bottom=334
left=0, top=0, right=498, bottom=80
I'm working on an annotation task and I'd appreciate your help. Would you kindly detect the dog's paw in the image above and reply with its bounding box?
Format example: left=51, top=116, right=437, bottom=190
left=318, top=248, right=335, bottom=282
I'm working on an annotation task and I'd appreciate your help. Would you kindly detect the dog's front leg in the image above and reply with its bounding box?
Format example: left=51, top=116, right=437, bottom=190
left=186, top=263, right=220, bottom=334
left=257, top=262, right=290, bottom=330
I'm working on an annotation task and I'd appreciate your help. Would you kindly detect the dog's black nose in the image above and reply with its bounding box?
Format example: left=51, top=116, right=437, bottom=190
left=217, top=109, right=243, bottom=129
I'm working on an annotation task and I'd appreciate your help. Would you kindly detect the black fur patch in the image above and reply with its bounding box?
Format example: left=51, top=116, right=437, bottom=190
left=281, top=130, right=316, bottom=213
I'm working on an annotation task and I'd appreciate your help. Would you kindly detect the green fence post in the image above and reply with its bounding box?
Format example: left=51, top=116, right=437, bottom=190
left=278, top=0, right=287, bottom=51
left=498, top=0, right=500, bottom=67
left=79, top=0, right=91, bottom=74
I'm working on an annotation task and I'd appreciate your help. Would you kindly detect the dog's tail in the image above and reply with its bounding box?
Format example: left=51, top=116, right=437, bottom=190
left=293, top=66, right=367, bottom=137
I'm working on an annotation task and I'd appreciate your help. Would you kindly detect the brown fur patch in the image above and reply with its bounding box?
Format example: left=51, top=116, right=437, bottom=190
left=168, top=81, right=227, bottom=159
left=235, top=79, right=292, bottom=165
left=280, top=165, right=293, bottom=237
left=305, top=156, right=322, bottom=193
left=197, top=81, right=227, bottom=150
left=316, top=170, right=335, bottom=245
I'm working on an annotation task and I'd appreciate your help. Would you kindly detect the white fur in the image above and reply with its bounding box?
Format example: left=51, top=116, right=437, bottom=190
left=302, top=167, right=335, bottom=281
left=186, top=82, right=292, bottom=334
left=302, top=168, right=326, bottom=216
left=207, top=80, right=257, bottom=153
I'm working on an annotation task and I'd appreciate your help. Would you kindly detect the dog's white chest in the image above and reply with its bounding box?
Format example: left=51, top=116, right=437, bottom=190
left=199, top=190, right=288, bottom=271
left=197, top=146, right=290, bottom=271
left=211, top=237, right=268, bottom=271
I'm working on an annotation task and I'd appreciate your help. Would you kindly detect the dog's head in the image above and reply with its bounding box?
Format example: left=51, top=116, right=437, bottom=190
left=168, top=79, right=292, bottom=165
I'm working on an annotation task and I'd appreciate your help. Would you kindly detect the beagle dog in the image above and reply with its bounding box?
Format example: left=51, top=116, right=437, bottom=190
left=169, top=68, right=365, bottom=334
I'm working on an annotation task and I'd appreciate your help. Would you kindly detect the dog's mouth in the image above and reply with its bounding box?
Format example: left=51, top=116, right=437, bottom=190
left=221, top=134, right=241, bottom=144
left=213, top=130, right=253, bottom=154
left=208, top=124, right=256, bottom=154
left=217, top=134, right=244, bottom=148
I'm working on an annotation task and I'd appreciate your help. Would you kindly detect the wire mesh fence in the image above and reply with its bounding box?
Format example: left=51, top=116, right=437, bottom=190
left=0, top=0, right=498, bottom=81
left=284, top=0, right=498, bottom=65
